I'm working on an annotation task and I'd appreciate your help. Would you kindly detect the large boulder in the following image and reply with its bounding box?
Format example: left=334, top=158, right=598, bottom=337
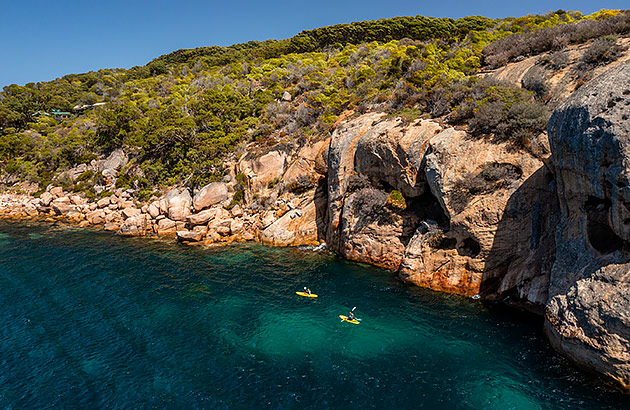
left=86, top=209, right=106, bottom=225
left=51, top=197, right=72, bottom=215
left=165, top=188, right=192, bottom=222
left=157, top=218, right=180, bottom=235
left=121, top=207, right=141, bottom=219
left=239, top=150, right=287, bottom=190
left=98, top=148, right=128, bottom=172
left=39, top=191, right=53, bottom=207
left=187, top=207, right=227, bottom=226
left=98, top=149, right=128, bottom=185
left=147, top=202, right=161, bottom=218
left=97, top=197, right=111, bottom=208
left=193, top=182, right=228, bottom=211
left=260, top=190, right=324, bottom=247
left=282, top=139, right=329, bottom=191
left=119, top=214, right=152, bottom=236
left=546, top=62, right=630, bottom=389
left=49, top=186, right=63, bottom=198
left=176, top=230, right=205, bottom=242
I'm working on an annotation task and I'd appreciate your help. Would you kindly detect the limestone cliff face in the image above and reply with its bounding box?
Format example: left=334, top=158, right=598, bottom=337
left=546, top=62, right=630, bottom=389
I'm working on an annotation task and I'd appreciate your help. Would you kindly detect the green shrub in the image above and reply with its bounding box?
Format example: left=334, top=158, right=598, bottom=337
left=75, top=169, right=94, bottom=183
left=387, top=190, right=407, bottom=209
left=267, top=177, right=280, bottom=189
left=235, top=172, right=248, bottom=186
left=97, top=190, right=113, bottom=199
left=138, top=188, right=153, bottom=202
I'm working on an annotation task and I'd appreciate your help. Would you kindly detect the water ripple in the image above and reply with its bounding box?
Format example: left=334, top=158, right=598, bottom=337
left=0, top=221, right=626, bottom=409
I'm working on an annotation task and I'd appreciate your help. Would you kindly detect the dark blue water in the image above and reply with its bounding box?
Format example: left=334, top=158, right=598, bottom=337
left=0, top=221, right=627, bottom=409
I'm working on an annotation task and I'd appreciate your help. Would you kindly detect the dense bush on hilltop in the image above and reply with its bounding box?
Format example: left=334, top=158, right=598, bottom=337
left=483, top=10, right=630, bottom=67
left=0, top=9, right=627, bottom=196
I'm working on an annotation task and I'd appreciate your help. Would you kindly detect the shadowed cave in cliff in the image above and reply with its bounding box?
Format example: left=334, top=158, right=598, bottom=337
left=359, top=179, right=452, bottom=245
left=585, top=195, right=630, bottom=254
left=403, top=183, right=450, bottom=228
left=459, top=237, right=481, bottom=257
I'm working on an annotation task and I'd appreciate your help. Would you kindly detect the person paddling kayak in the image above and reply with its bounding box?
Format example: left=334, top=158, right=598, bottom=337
left=304, top=287, right=311, bottom=295
left=339, top=307, right=360, bottom=324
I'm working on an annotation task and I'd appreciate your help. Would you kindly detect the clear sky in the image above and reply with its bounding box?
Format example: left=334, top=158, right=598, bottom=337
left=1, top=0, right=627, bottom=88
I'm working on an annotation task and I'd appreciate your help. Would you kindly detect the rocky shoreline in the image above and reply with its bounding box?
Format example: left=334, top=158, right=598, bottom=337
left=3, top=62, right=630, bottom=390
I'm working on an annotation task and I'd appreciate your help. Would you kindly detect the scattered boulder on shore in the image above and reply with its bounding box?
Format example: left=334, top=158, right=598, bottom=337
left=193, top=182, right=228, bottom=211
left=176, top=230, right=205, bottom=242
left=165, top=188, right=192, bottom=222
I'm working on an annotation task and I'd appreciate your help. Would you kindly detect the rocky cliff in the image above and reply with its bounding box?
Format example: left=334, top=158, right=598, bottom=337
left=3, top=60, right=630, bottom=389
left=0, top=111, right=557, bottom=309
left=546, top=62, right=630, bottom=389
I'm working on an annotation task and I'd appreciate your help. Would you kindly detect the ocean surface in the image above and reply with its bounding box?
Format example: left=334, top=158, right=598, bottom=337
left=0, top=221, right=627, bottom=409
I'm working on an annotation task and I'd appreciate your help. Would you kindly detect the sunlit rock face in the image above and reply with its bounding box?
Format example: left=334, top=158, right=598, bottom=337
left=400, top=127, right=556, bottom=303
left=547, top=61, right=630, bottom=389
left=325, top=113, right=556, bottom=303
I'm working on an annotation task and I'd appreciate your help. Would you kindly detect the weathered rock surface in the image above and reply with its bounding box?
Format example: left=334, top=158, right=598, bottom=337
left=193, top=182, right=228, bottom=211
left=119, top=214, right=151, bottom=236
left=260, top=190, right=323, bottom=247
left=239, top=150, right=287, bottom=190
left=546, top=61, right=630, bottom=389
left=324, top=112, right=555, bottom=302
left=186, top=208, right=216, bottom=225
left=354, top=119, right=441, bottom=197
left=98, top=149, right=128, bottom=185
left=282, top=139, right=329, bottom=190
left=339, top=188, right=417, bottom=269
left=176, top=230, right=205, bottom=242
left=86, top=209, right=106, bottom=225
left=165, top=188, right=192, bottom=221
left=157, top=218, right=178, bottom=235
left=326, top=112, right=385, bottom=250
left=39, top=192, right=53, bottom=206
left=400, top=127, right=556, bottom=302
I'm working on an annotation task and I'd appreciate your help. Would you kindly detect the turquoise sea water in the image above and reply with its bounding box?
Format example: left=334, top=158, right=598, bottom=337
left=0, top=221, right=627, bottom=409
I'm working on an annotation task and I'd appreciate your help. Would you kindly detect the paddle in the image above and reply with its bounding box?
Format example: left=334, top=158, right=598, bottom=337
left=341, top=306, right=360, bottom=322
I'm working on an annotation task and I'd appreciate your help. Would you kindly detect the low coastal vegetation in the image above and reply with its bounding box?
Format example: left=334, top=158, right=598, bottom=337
left=0, top=9, right=628, bottom=197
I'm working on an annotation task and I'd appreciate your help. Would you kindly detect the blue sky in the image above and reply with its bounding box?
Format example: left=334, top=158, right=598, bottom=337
left=1, top=0, right=627, bottom=88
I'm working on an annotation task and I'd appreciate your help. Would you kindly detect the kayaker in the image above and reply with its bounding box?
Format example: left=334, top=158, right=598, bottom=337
left=348, top=311, right=356, bottom=321
left=304, top=287, right=311, bottom=295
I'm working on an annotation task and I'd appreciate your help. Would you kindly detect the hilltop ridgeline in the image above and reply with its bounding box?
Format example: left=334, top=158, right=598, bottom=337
left=1, top=9, right=629, bottom=194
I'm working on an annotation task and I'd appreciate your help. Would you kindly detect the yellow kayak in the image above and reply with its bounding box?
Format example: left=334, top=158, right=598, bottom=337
left=339, top=315, right=360, bottom=324
left=296, top=291, right=318, bottom=298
